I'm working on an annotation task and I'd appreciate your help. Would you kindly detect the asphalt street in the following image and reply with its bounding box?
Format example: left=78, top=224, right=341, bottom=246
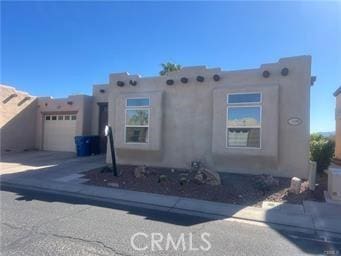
left=1, top=186, right=340, bottom=256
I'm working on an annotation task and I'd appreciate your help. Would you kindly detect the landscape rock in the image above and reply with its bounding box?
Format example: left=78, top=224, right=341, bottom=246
left=134, top=165, right=147, bottom=178
left=158, top=174, right=168, bottom=183
left=200, top=168, right=221, bottom=186
left=193, top=172, right=204, bottom=184
left=255, top=174, right=279, bottom=192
left=179, top=176, right=188, bottom=186
left=191, top=161, right=201, bottom=171
left=289, top=177, right=302, bottom=194
left=179, top=172, right=189, bottom=177
left=107, top=182, right=119, bottom=188
left=192, top=168, right=221, bottom=186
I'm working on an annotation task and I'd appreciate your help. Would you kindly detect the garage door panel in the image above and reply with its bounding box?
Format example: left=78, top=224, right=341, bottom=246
left=43, top=115, right=77, bottom=152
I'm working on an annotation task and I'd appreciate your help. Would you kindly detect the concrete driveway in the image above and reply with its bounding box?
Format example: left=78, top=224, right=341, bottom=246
left=1, top=150, right=105, bottom=182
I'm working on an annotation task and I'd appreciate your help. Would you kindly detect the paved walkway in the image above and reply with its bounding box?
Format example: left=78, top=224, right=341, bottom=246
left=1, top=151, right=341, bottom=235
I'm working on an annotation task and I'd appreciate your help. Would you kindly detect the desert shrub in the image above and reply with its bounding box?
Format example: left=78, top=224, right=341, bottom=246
left=310, top=134, right=335, bottom=173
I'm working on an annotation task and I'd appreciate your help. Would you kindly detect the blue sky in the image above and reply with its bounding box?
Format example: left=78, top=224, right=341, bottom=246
left=1, top=1, right=341, bottom=133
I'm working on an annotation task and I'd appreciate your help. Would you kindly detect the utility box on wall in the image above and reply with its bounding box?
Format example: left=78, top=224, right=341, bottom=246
left=328, top=168, right=341, bottom=201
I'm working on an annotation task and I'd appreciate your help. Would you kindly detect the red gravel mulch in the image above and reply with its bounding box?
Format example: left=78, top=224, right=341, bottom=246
left=82, top=165, right=327, bottom=207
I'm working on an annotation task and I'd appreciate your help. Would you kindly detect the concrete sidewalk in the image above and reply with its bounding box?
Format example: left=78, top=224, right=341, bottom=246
left=1, top=176, right=341, bottom=235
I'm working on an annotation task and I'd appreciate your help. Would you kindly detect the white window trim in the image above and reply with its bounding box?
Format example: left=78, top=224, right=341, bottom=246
left=227, top=92, right=262, bottom=105
left=124, top=101, right=150, bottom=144
left=226, top=93, right=262, bottom=149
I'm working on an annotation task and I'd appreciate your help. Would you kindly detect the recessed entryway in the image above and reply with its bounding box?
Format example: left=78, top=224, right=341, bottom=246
left=98, top=103, right=108, bottom=154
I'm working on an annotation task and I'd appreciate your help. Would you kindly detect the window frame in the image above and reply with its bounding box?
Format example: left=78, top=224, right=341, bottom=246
left=126, top=97, right=150, bottom=107
left=226, top=92, right=262, bottom=149
left=124, top=97, right=150, bottom=144
left=227, top=92, right=262, bottom=105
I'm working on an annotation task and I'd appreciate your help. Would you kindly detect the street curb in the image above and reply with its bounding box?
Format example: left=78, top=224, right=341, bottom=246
left=1, top=180, right=339, bottom=235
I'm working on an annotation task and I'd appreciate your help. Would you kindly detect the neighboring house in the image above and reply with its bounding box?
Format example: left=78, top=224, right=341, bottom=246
left=0, top=85, right=37, bottom=152
left=0, top=56, right=314, bottom=178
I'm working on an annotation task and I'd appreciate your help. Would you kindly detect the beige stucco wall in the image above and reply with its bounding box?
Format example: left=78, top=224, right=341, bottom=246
left=0, top=85, right=38, bottom=152
left=106, top=56, right=312, bottom=179
left=335, top=93, right=341, bottom=159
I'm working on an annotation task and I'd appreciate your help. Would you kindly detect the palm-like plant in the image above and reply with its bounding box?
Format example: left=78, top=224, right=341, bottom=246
left=159, top=62, right=182, bottom=76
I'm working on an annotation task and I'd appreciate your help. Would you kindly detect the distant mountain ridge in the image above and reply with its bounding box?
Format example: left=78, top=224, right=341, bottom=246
left=315, top=131, right=335, bottom=137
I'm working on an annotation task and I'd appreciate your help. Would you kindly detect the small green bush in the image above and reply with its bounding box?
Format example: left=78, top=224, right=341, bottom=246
left=310, top=134, right=335, bottom=173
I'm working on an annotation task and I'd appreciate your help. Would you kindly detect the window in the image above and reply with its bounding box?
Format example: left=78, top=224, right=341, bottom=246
left=58, top=115, right=63, bottom=120
left=45, top=115, right=50, bottom=120
left=71, top=115, right=77, bottom=120
left=64, top=115, right=70, bottom=120
left=51, top=116, right=57, bottom=120
left=228, top=93, right=261, bottom=104
left=226, top=93, right=261, bottom=148
left=125, top=98, right=150, bottom=143
left=127, top=98, right=150, bottom=107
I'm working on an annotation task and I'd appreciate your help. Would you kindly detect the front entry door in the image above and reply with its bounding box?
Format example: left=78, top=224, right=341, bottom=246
left=98, top=103, right=108, bottom=154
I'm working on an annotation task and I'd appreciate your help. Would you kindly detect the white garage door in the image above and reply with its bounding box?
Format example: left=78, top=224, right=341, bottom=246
left=43, top=114, right=77, bottom=152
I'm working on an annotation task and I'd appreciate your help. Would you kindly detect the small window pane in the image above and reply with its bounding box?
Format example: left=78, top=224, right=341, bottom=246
left=227, top=128, right=260, bottom=148
left=127, top=98, right=149, bottom=107
left=126, top=127, right=148, bottom=143
left=65, top=115, right=70, bottom=120
left=71, top=115, right=77, bottom=120
left=228, top=93, right=261, bottom=104
left=126, top=110, right=149, bottom=125
left=227, top=107, right=260, bottom=127
left=51, top=116, right=57, bottom=120
left=45, top=116, right=50, bottom=120
left=58, top=115, right=63, bottom=120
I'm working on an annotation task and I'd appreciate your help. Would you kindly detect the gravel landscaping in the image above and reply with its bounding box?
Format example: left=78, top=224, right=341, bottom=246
left=82, top=165, right=327, bottom=207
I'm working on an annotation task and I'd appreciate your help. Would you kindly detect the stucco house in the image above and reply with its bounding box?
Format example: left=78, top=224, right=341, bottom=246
left=0, top=56, right=314, bottom=178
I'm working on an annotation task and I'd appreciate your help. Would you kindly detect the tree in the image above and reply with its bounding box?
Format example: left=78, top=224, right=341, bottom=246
left=159, top=62, right=182, bottom=76
left=310, top=133, right=335, bottom=173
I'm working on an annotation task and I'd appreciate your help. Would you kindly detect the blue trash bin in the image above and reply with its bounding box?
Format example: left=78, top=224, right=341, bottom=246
left=75, top=136, right=91, bottom=156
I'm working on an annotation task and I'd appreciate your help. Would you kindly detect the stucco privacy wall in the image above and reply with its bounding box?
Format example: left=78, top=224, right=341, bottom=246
left=107, top=56, right=312, bottom=178
left=0, top=85, right=37, bottom=152
left=334, top=87, right=341, bottom=160
left=35, top=95, right=93, bottom=150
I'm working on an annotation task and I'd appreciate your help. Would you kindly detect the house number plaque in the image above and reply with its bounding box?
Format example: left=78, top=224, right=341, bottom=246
left=287, top=117, right=302, bottom=126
